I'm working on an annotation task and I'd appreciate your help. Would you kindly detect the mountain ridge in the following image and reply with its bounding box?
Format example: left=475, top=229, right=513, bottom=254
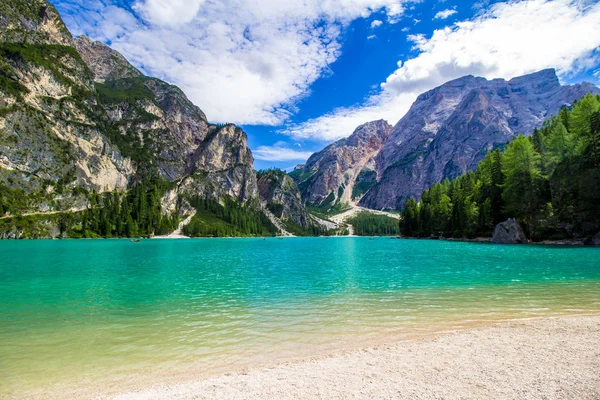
left=294, top=69, right=599, bottom=211
left=0, top=0, right=315, bottom=237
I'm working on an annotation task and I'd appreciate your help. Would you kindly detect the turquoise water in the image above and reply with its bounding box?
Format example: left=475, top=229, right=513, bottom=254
left=1, top=238, right=599, bottom=398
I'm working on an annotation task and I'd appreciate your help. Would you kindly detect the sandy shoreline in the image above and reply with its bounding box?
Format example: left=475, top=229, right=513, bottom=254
left=110, top=315, right=600, bottom=400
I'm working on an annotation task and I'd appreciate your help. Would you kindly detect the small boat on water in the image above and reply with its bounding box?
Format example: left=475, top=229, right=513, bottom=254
left=130, top=238, right=141, bottom=243
left=369, top=237, right=375, bottom=240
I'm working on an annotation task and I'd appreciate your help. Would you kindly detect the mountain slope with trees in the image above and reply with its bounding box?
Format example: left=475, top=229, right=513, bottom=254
left=0, top=0, right=315, bottom=238
left=400, top=94, right=600, bottom=241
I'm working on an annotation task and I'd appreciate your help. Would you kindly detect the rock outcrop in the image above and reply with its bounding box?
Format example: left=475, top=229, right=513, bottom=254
left=291, top=120, right=391, bottom=206
left=180, top=124, right=259, bottom=203
left=257, top=170, right=311, bottom=229
left=0, top=0, right=133, bottom=198
left=357, top=70, right=599, bottom=210
left=74, top=36, right=142, bottom=82
left=0, top=0, right=73, bottom=45
left=492, top=220, right=528, bottom=244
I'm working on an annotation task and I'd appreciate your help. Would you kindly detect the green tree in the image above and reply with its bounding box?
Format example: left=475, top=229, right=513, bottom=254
left=502, top=135, right=542, bottom=224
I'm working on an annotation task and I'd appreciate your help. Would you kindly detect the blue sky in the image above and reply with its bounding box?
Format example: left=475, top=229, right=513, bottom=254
left=54, top=0, right=600, bottom=170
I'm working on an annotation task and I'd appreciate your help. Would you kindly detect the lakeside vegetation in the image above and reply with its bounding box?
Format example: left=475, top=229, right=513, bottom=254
left=401, top=94, right=600, bottom=240
left=183, top=196, right=277, bottom=237
left=0, top=176, right=179, bottom=238
left=347, top=212, right=400, bottom=236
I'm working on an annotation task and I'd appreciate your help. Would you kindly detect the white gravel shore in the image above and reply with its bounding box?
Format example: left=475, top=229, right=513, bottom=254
left=113, top=315, right=600, bottom=400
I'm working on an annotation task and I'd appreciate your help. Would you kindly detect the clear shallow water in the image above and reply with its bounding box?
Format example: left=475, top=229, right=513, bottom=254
left=1, top=238, right=599, bottom=397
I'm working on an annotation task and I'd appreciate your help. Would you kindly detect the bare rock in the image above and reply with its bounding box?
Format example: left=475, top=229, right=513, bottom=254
left=492, top=220, right=528, bottom=244
left=258, top=170, right=311, bottom=229
left=291, top=120, right=391, bottom=206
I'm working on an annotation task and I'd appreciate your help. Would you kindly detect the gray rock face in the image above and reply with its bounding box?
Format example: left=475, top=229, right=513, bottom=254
left=0, top=0, right=133, bottom=198
left=359, top=69, right=599, bottom=210
left=181, top=124, right=259, bottom=203
left=291, top=120, right=391, bottom=205
left=257, top=170, right=311, bottom=229
left=492, top=220, right=528, bottom=244
left=0, top=0, right=73, bottom=45
left=74, top=36, right=142, bottom=82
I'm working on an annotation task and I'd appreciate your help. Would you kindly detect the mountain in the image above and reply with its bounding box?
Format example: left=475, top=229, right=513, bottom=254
left=0, top=0, right=309, bottom=237
left=290, top=120, right=391, bottom=210
left=360, top=69, right=599, bottom=210
left=295, top=69, right=598, bottom=211
left=257, top=170, right=311, bottom=230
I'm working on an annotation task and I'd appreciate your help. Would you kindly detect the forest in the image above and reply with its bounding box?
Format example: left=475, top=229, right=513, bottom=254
left=0, top=176, right=179, bottom=238
left=401, top=94, right=600, bottom=241
left=347, top=212, right=400, bottom=236
left=182, top=196, right=278, bottom=237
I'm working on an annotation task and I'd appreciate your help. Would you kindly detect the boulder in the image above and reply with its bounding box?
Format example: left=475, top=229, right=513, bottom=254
left=492, top=220, right=528, bottom=244
left=592, top=232, right=600, bottom=245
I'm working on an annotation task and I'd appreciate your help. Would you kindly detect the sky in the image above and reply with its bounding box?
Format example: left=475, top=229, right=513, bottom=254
left=53, top=0, right=600, bottom=170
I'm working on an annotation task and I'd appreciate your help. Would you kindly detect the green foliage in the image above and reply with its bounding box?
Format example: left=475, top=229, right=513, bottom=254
left=95, top=78, right=156, bottom=104
left=401, top=94, right=600, bottom=240
left=281, top=219, right=332, bottom=237
left=266, top=202, right=284, bottom=218
left=0, top=42, right=88, bottom=91
left=347, top=212, right=400, bottom=236
left=306, top=193, right=351, bottom=216
left=256, top=168, right=286, bottom=181
left=183, top=197, right=277, bottom=237
left=0, top=184, right=32, bottom=215
left=501, top=135, right=542, bottom=225
left=352, top=170, right=377, bottom=199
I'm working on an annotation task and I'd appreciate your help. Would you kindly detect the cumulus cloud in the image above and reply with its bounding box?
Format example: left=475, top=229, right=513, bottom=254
left=283, top=0, right=600, bottom=141
left=371, top=19, right=383, bottom=28
left=253, top=143, right=315, bottom=162
left=433, top=9, right=457, bottom=20
left=57, top=0, right=408, bottom=125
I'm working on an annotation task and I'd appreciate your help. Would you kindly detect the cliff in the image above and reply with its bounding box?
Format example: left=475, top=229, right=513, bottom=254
left=291, top=119, right=391, bottom=208
left=359, top=69, right=599, bottom=209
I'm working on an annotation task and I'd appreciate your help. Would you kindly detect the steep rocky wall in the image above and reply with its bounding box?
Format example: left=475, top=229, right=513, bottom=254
left=359, top=69, right=599, bottom=210
left=291, top=119, right=391, bottom=206
left=258, top=170, right=310, bottom=229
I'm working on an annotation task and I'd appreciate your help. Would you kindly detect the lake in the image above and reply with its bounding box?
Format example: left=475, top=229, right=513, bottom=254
left=1, top=238, right=599, bottom=398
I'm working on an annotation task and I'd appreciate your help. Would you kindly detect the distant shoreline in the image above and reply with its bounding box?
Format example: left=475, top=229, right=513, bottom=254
left=0, top=235, right=598, bottom=245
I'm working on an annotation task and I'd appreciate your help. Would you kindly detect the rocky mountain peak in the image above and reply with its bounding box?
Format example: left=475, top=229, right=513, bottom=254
left=74, top=36, right=143, bottom=83
left=291, top=119, right=392, bottom=207
left=507, top=68, right=560, bottom=90
left=359, top=70, right=600, bottom=210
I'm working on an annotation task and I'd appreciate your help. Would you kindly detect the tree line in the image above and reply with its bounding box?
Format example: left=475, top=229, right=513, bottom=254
left=183, top=196, right=278, bottom=237
left=67, top=176, right=179, bottom=238
left=401, top=94, right=600, bottom=241
left=347, top=212, right=400, bottom=236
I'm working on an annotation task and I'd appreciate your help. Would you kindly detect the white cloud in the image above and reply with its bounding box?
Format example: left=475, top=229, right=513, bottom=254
left=371, top=19, right=383, bottom=28
left=253, top=143, right=315, bottom=161
left=433, top=9, right=457, bottom=20
left=367, top=34, right=377, bottom=40
left=283, top=0, right=600, bottom=141
left=61, top=0, right=408, bottom=125
left=384, top=0, right=600, bottom=94
left=133, top=0, right=205, bottom=26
